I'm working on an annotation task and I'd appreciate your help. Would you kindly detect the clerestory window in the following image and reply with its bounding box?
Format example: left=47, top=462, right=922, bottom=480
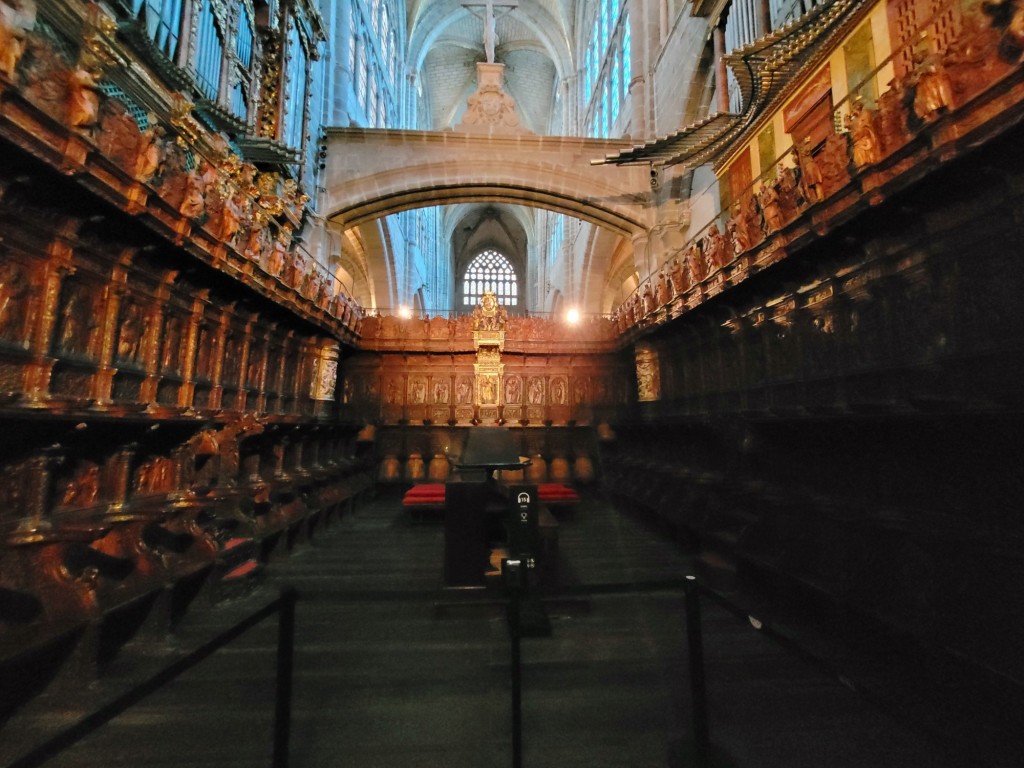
left=463, top=250, right=518, bottom=307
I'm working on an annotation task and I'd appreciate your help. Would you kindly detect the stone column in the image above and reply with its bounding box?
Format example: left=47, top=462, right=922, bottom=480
left=632, top=230, right=653, bottom=284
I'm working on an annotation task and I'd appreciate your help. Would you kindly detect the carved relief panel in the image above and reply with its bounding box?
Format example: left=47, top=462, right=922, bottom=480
left=53, top=279, right=102, bottom=361
left=0, top=259, right=33, bottom=349
left=635, top=343, right=662, bottom=402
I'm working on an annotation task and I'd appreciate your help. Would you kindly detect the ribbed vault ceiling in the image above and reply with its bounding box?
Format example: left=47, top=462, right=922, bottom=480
left=411, top=1, right=566, bottom=133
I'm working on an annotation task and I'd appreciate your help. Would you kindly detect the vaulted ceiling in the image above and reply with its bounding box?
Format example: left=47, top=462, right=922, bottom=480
left=407, top=0, right=573, bottom=133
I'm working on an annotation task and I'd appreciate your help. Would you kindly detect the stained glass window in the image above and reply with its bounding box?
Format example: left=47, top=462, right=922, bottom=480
left=463, top=250, right=518, bottom=307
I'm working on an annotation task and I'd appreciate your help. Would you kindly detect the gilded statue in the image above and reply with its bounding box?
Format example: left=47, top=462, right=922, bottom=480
left=910, top=47, right=955, bottom=122
left=0, top=0, right=36, bottom=81
left=479, top=375, right=497, bottom=405
left=472, top=289, right=507, bottom=331
left=135, top=116, right=165, bottom=181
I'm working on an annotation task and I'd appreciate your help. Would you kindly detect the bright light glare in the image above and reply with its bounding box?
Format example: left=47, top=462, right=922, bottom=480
left=397, top=305, right=413, bottom=319
left=565, top=307, right=580, bottom=324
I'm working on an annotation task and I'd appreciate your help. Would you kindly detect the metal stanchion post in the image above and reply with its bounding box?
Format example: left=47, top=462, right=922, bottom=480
left=503, top=558, right=525, bottom=768
left=684, top=575, right=709, bottom=768
left=273, top=587, right=298, bottom=768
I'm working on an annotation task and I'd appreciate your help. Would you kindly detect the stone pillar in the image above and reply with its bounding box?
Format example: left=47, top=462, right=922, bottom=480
left=331, top=1, right=354, bottom=125
left=758, top=0, right=773, bottom=37
left=714, top=24, right=730, bottom=114
left=627, top=9, right=649, bottom=139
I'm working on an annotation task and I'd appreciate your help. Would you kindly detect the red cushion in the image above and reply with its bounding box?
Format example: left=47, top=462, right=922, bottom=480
left=538, top=483, right=579, bottom=502
left=223, top=560, right=260, bottom=580
left=403, top=491, right=445, bottom=501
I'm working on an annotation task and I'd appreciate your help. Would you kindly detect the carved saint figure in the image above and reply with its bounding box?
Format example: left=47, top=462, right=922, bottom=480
left=386, top=377, right=401, bottom=404
left=67, top=61, right=102, bottom=130
left=456, top=376, right=472, bottom=404
left=527, top=376, right=544, bottom=405
left=117, top=303, right=145, bottom=363
left=846, top=99, right=882, bottom=168
left=480, top=375, right=497, bottom=405
left=795, top=140, right=824, bottom=205
left=641, top=283, right=655, bottom=316
left=686, top=242, right=707, bottom=284
left=179, top=167, right=206, bottom=219
left=57, top=285, right=92, bottom=355
left=703, top=224, right=729, bottom=270
left=760, top=182, right=784, bottom=233
left=161, top=316, right=182, bottom=372
left=433, top=380, right=450, bottom=404
left=267, top=226, right=290, bottom=276
left=876, top=78, right=909, bottom=154
left=409, top=376, right=426, bottom=404
left=61, top=462, right=101, bottom=507
left=0, top=261, right=29, bottom=338
left=550, top=378, right=566, bottom=405
left=777, top=164, right=801, bottom=217
left=656, top=271, right=670, bottom=306
left=669, top=257, right=687, bottom=296
left=135, top=115, right=164, bottom=181
left=504, top=375, right=521, bottom=404
left=97, top=99, right=141, bottom=171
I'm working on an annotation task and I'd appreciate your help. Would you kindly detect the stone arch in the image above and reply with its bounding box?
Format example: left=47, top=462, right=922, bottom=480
left=326, top=170, right=650, bottom=239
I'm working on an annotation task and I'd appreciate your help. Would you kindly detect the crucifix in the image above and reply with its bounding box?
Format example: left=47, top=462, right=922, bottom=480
left=461, top=0, right=518, bottom=64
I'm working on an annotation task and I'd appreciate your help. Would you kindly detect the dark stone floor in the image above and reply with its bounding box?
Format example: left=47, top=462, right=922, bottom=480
left=1, top=488, right=978, bottom=767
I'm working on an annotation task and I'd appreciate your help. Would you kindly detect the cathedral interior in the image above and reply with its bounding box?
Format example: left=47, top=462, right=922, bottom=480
left=1, top=0, right=1024, bottom=765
